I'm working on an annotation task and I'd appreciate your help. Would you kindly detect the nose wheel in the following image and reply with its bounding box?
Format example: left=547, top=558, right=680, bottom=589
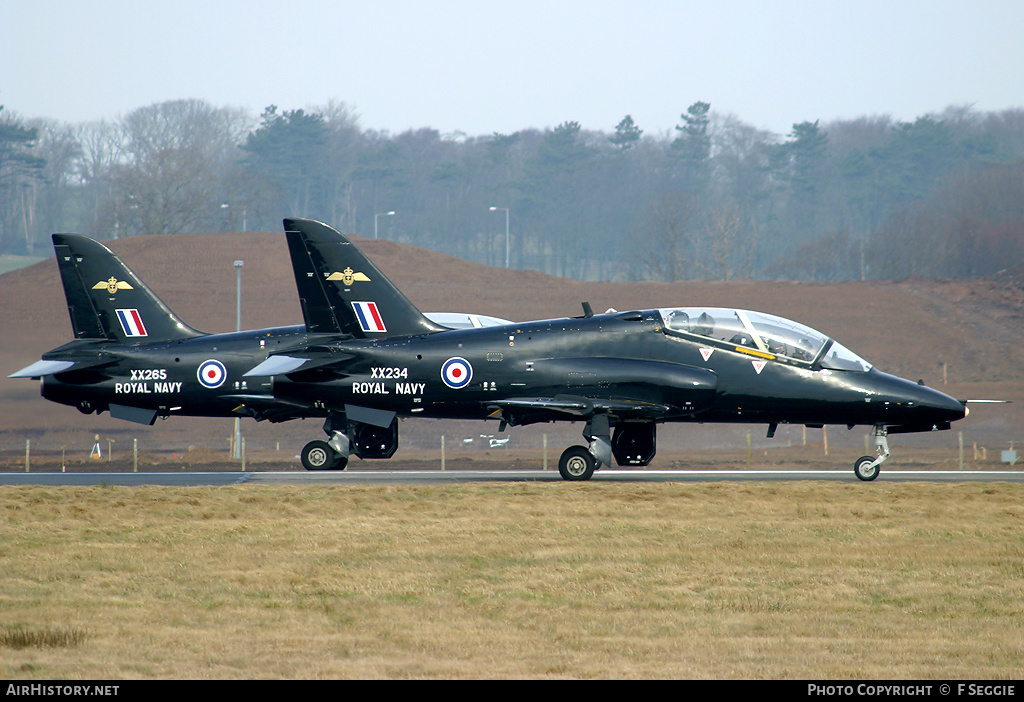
left=853, top=455, right=880, bottom=481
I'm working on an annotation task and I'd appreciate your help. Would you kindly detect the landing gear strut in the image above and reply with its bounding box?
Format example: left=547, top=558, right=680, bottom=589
left=557, top=413, right=615, bottom=481
left=300, top=410, right=401, bottom=471
left=853, top=425, right=889, bottom=481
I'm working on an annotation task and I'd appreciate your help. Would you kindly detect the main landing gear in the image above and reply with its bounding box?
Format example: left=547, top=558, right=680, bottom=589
left=300, top=411, right=400, bottom=471
left=558, top=446, right=597, bottom=481
left=557, top=416, right=658, bottom=481
left=558, top=413, right=612, bottom=481
left=301, top=439, right=348, bottom=471
left=301, top=413, right=352, bottom=471
left=853, top=425, right=890, bottom=481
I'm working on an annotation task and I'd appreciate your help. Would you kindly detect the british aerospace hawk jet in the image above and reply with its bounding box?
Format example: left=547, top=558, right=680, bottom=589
left=241, top=218, right=969, bottom=481
left=7, top=232, right=507, bottom=434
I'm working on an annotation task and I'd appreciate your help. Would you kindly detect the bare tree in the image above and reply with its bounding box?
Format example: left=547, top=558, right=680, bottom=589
left=27, top=119, right=82, bottom=251
left=100, top=100, right=252, bottom=237
left=75, top=119, right=125, bottom=237
left=703, top=204, right=755, bottom=280
left=0, top=107, right=46, bottom=253
left=634, top=192, right=702, bottom=281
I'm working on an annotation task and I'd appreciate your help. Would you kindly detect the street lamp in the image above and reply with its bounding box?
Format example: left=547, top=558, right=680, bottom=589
left=490, top=207, right=510, bottom=268
left=375, top=211, right=395, bottom=239
left=233, top=260, right=244, bottom=331
left=233, top=260, right=243, bottom=459
left=220, top=204, right=247, bottom=232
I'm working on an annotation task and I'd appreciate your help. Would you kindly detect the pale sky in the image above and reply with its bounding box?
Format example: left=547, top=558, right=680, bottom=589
left=3, top=0, right=1022, bottom=137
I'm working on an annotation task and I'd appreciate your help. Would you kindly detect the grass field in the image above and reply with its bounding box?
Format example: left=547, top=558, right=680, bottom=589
left=1, top=481, right=1022, bottom=679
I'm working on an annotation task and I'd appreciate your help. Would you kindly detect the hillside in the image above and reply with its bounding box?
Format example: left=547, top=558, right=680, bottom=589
left=2, top=231, right=1021, bottom=457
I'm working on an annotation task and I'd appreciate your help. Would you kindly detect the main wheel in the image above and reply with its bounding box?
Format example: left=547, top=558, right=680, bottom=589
left=854, top=455, right=880, bottom=481
left=302, top=440, right=342, bottom=471
left=558, top=446, right=596, bottom=481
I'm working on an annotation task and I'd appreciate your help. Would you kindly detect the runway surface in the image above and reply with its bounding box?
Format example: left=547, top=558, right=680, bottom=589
left=2, top=469, right=1024, bottom=486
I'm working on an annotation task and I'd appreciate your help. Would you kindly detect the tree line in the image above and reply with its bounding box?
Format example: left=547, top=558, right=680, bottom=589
left=2, top=99, right=1023, bottom=281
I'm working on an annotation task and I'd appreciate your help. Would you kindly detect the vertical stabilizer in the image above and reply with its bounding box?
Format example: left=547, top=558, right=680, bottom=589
left=285, top=229, right=345, bottom=334
left=51, top=234, right=202, bottom=343
left=283, top=218, right=445, bottom=339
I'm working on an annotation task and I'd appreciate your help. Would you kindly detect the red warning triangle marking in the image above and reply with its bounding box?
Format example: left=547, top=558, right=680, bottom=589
left=752, top=360, right=766, bottom=374
left=699, top=347, right=714, bottom=361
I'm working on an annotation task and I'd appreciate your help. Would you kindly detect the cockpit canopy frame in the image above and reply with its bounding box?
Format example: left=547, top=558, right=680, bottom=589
left=658, top=307, right=872, bottom=372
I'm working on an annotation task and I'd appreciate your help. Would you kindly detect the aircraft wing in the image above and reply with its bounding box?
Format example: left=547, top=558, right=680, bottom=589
left=487, top=395, right=674, bottom=420
left=222, top=394, right=317, bottom=423
left=485, top=359, right=717, bottom=426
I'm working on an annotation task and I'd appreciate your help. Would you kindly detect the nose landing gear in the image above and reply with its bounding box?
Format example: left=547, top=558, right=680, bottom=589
left=853, top=426, right=890, bottom=481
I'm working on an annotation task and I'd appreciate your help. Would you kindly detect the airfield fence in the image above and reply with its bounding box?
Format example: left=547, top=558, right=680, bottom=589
left=0, top=433, right=528, bottom=473
left=0, top=431, right=1019, bottom=473
left=0, top=436, right=303, bottom=473
left=0, top=439, right=542, bottom=473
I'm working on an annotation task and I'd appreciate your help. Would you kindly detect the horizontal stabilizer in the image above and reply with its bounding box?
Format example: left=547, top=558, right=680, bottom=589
left=245, top=350, right=356, bottom=377
left=9, top=356, right=118, bottom=379
left=245, top=355, right=311, bottom=377
left=9, top=360, right=76, bottom=378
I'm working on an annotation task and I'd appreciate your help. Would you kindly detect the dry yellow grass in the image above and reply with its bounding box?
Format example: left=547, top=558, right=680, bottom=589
left=1, top=482, right=1022, bottom=679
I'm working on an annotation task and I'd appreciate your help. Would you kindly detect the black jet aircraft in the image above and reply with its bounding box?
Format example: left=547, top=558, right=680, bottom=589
left=9, top=233, right=505, bottom=430
left=242, top=218, right=970, bottom=481
left=9, top=233, right=320, bottom=427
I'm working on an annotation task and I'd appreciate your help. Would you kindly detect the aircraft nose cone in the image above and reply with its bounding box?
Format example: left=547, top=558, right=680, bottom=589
left=931, top=388, right=968, bottom=420
left=912, top=383, right=967, bottom=423
left=868, top=371, right=967, bottom=426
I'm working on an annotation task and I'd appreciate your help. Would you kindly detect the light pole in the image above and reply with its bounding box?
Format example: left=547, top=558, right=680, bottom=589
left=234, top=260, right=244, bottom=331
left=490, top=207, right=509, bottom=268
left=233, top=260, right=243, bottom=459
left=220, top=204, right=248, bottom=232
left=375, top=211, right=395, bottom=239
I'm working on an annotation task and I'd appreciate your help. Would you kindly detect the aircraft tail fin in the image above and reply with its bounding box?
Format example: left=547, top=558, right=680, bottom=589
left=51, top=234, right=202, bottom=343
left=284, top=218, right=445, bottom=338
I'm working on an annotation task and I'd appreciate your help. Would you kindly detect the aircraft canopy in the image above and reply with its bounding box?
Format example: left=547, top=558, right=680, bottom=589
left=658, top=307, right=872, bottom=372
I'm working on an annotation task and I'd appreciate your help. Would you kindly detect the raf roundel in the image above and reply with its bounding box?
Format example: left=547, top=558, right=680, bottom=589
left=441, top=357, right=473, bottom=389
left=197, top=359, right=227, bottom=389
